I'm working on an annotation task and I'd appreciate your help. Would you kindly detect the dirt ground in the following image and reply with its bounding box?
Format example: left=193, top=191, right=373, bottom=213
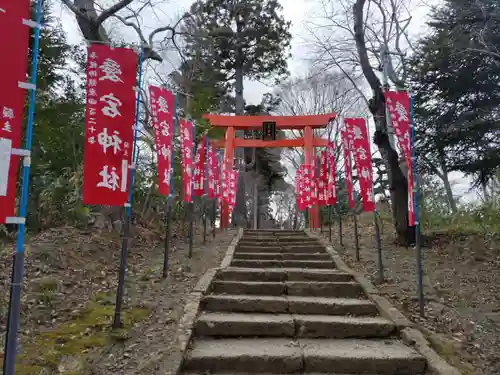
left=0, top=223, right=235, bottom=375
left=320, top=214, right=500, bottom=375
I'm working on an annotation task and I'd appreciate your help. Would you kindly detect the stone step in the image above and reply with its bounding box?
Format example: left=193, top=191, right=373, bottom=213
left=242, top=231, right=310, bottom=236
left=185, top=374, right=384, bottom=375
left=230, top=259, right=335, bottom=269
left=215, top=268, right=354, bottom=282
left=233, top=252, right=331, bottom=260
left=211, top=281, right=286, bottom=296
left=210, top=281, right=363, bottom=298
left=287, top=281, right=364, bottom=298
left=184, top=338, right=426, bottom=374
left=236, top=245, right=326, bottom=253
left=195, top=312, right=396, bottom=338
left=238, top=238, right=320, bottom=246
left=202, top=295, right=379, bottom=316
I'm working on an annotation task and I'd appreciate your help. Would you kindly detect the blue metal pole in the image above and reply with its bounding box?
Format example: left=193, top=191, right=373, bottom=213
left=410, top=94, right=424, bottom=316
left=112, top=47, right=144, bottom=328
left=3, top=1, right=43, bottom=373
left=126, top=48, right=144, bottom=217
left=163, top=94, right=177, bottom=278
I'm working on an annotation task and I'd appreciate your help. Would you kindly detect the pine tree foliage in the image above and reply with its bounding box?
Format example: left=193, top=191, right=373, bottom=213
left=409, top=0, right=500, bottom=187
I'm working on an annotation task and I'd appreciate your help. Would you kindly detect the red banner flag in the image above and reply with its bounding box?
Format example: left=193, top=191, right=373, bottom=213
left=228, top=170, right=238, bottom=213
left=300, top=164, right=315, bottom=208
left=207, top=144, right=216, bottom=199
left=82, top=44, right=137, bottom=206
left=341, top=131, right=355, bottom=209
left=385, top=91, right=415, bottom=225
left=345, top=118, right=374, bottom=212
left=193, top=135, right=206, bottom=197
left=318, top=150, right=328, bottom=206
left=327, top=142, right=337, bottom=205
left=180, top=119, right=194, bottom=202
left=0, top=0, right=30, bottom=223
left=215, top=156, right=221, bottom=201
left=296, top=166, right=306, bottom=211
left=385, top=91, right=411, bottom=162
left=149, top=85, right=174, bottom=196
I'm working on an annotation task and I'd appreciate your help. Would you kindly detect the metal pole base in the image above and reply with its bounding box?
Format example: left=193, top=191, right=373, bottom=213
left=3, top=251, right=25, bottom=375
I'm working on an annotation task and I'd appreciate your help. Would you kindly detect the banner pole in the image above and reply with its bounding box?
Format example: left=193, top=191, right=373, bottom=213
left=328, top=205, right=332, bottom=242
left=363, top=116, right=384, bottom=284
left=337, top=202, right=343, bottom=247
left=188, top=122, right=196, bottom=258
left=353, top=212, right=360, bottom=261
left=163, top=94, right=177, bottom=278
left=410, top=94, right=424, bottom=316
left=2, top=1, right=43, bottom=373
left=113, top=47, right=144, bottom=329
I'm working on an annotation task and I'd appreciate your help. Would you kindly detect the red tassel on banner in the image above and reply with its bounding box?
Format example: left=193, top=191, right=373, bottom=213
left=0, top=0, right=30, bottom=223
left=341, top=131, right=355, bottom=209
left=180, top=119, right=194, bottom=202
left=149, top=85, right=174, bottom=196
left=385, top=91, right=415, bottom=225
left=345, top=118, right=375, bottom=212
left=82, top=44, right=137, bottom=206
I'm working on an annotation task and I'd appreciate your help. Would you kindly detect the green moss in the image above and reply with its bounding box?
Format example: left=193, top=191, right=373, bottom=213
left=35, top=277, right=60, bottom=293
left=36, top=290, right=56, bottom=307
left=426, top=334, right=476, bottom=375
left=12, top=364, right=44, bottom=375
left=17, top=297, right=151, bottom=372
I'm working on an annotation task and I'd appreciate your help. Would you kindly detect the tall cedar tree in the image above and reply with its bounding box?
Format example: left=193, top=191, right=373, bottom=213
left=183, top=0, right=292, bottom=226
left=409, top=0, right=500, bottom=196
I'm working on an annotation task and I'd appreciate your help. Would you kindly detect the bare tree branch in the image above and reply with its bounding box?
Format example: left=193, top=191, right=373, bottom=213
left=96, top=0, right=134, bottom=26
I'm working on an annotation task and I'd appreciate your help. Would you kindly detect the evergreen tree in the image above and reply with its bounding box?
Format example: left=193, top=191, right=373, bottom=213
left=409, top=0, right=500, bottom=195
left=183, top=0, right=292, bottom=226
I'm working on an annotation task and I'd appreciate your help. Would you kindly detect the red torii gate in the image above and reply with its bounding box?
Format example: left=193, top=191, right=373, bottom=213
left=203, top=113, right=336, bottom=229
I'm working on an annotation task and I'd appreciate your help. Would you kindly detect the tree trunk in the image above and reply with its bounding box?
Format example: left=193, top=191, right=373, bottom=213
left=353, top=0, right=413, bottom=244
left=231, top=19, right=247, bottom=227
left=437, top=149, right=457, bottom=214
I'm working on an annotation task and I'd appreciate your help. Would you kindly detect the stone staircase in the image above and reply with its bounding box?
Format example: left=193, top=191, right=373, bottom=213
left=181, top=230, right=428, bottom=374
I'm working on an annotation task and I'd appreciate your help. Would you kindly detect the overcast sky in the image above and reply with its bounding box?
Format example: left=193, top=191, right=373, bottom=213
left=52, top=0, right=478, bottom=203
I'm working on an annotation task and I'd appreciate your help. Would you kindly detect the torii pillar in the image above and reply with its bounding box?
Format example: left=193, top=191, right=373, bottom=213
left=204, top=113, right=336, bottom=230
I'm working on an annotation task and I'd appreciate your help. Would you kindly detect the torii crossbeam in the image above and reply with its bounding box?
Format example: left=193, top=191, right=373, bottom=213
left=204, top=113, right=336, bottom=229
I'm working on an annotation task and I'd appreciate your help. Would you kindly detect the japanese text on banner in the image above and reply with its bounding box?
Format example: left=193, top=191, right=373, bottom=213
left=193, top=135, right=206, bottom=197
left=341, top=131, right=355, bottom=209
left=296, top=166, right=305, bottom=211
left=179, top=119, right=194, bottom=202
left=0, top=0, right=30, bottom=223
left=327, top=142, right=337, bottom=205
left=82, top=44, right=137, bottom=206
left=149, top=85, right=175, bottom=196
left=384, top=91, right=415, bottom=225
left=345, top=118, right=374, bottom=212
left=208, top=144, right=216, bottom=199
left=318, top=150, right=328, bottom=206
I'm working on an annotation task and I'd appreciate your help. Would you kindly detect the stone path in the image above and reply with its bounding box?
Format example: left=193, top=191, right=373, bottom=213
left=181, top=230, right=428, bottom=374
